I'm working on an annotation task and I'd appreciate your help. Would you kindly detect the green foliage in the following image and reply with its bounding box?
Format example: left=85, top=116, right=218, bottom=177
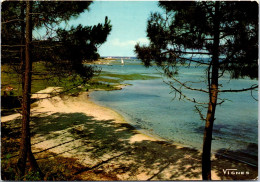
left=1, top=62, right=86, bottom=96
left=2, top=1, right=112, bottom=80
left=135, top=1, right=258, bottom=79
left=50, top=17, right=112, bottom=78
left=1, top=155, right=16, bottom=180
left=32, top=1, right=92, bottom=28
left=1, top=120, right=20, bottom=180
left=23, top=171, right=42, bottom=181
left=1, top=1, right=92, bottom=64
left=99, top=72, right=160, bottom=81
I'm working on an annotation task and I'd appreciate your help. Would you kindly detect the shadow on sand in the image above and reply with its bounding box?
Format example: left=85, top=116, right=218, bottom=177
left=2, top=112, right=258, bottom=180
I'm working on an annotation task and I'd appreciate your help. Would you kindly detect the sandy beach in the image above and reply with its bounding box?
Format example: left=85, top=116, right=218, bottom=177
left=1, top=87, right=257, bottom=180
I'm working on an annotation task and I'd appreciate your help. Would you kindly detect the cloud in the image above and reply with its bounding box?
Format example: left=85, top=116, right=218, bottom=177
left=136, top=38, right=149, bottom=44
left=110, top=38, right=149, bottom=47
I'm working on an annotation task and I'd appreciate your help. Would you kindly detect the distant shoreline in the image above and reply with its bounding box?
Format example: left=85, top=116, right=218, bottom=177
left=83, top=57, right=137, bottom=65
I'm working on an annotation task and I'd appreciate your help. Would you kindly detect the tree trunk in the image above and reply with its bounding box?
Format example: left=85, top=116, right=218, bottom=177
left=202, top=2, right=220, bottom=180
left=20, top=1, right=25, bottom=91
left=17, top=1, right=42, bottom=177
left=27, top=143, right=42, bottom=175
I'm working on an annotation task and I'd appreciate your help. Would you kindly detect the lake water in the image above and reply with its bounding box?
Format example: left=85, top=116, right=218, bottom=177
left=90, top=59, right=258, bottom=166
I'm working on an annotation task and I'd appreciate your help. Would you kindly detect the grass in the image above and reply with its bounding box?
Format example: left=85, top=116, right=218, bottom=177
left=101, top=72, right=159, bottom=81
left=1, top=62, right=127, bottom=115
left=1, top=61, right=160, bottom=97
left=1, top=61, right=159, bottom=115
left=1, top=62, right=122, bottom=97
left=91, top=71, right=160, bottom=86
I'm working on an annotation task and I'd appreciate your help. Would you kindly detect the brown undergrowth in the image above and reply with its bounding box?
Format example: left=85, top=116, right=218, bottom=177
left=1, top=121, right=118, bottom=181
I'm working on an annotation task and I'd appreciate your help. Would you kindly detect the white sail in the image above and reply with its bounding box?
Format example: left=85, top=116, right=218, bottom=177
left=121, top=58, right=124, bottom=64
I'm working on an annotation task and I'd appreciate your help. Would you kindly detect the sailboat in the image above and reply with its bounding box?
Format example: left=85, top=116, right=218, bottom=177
left=121, top=58, right=124, bottom=65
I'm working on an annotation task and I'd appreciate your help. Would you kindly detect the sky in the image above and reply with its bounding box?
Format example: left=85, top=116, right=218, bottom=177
left=66, top=1, right=163, bottom=57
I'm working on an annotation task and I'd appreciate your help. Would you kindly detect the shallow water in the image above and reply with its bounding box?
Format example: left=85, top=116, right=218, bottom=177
left=90, top=59, right=258, bottom=165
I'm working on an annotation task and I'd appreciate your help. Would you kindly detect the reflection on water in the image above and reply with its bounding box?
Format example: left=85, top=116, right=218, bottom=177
left=90, top=59, right=258, bottom=165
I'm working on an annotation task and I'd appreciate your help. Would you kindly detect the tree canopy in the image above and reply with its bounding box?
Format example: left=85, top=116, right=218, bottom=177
left=2, top=1, right=112, bottom=79
left=2, top=1, right=91, bottom=62
left=135, top=1, right=258, bottom=79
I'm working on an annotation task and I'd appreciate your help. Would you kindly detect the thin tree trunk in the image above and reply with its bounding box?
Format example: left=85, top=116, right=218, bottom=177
left=20, top=1, right=25, bottom=91
left=202, top=2, right=220, bottom=180
left=17, top=1, right=42, bottom=177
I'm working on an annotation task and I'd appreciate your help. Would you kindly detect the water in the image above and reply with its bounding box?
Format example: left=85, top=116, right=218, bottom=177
left=90, top=59, right=258, bottom=165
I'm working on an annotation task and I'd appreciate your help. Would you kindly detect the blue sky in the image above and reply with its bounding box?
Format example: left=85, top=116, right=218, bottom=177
left=67, top=1, right=162, bottom=57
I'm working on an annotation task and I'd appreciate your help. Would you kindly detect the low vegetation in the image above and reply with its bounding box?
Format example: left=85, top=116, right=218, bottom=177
left=1, top=120, right=117, bottom=180
left=1, top=61, right=160, bottom=180
left=2, top=61, right=159, bottom=97
left=1, top=62, right=117, bottom=115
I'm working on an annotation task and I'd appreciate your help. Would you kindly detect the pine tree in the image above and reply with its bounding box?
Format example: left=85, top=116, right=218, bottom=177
left=1, top=1, right=112, bottom=178
left=135, top=1, right=258, bottom=180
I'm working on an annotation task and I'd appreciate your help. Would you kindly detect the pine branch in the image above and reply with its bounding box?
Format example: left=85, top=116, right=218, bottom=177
left=162, top=50, right=210, bottom=65
left=1, top=45, right=25, bottom=47
left=219, top=84, right=258, bottom=92
left=195, top=105, right=206, bottom=121
left=167, top=76, right=209, bottom=93
left=164, top=80, right=208, bottom=105
left=2, top=19, right=24, bottom=24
